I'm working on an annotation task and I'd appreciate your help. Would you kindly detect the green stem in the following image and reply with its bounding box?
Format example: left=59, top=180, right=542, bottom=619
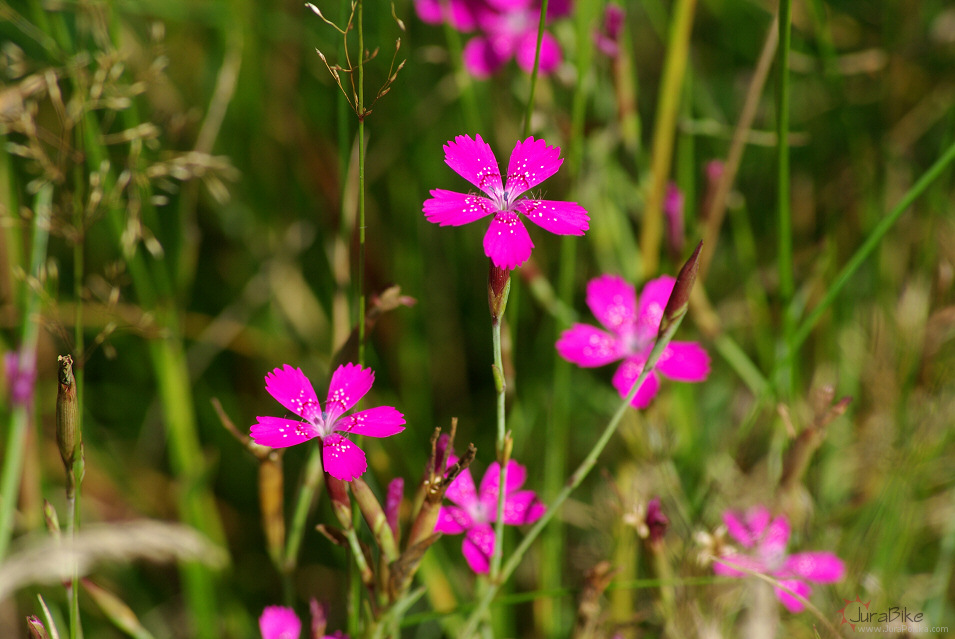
left=460, top=292, right=692, bottom=638
left=489, top=316, right=508, bottom=581
left=776, top=0, right=795, bottom=397
left=521, top=0, right=550, bottom=139
left=639, top=0, right=697, bottom=278
left=350, top=2, right=367, bottom=634
left=0, top=185, right=51, bottom=560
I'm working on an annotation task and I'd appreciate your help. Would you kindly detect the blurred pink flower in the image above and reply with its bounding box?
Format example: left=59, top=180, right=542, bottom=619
left=435, top=456, right=545, bottom=573
left=4, top=348, right=36, bottom=407
left=556, top=275, right=710, bottom=408
left=594, top=3, right=625, bottom=58
left=663, top=182, right=685, bottom=257
left=424, top=134, right=589, bottom=269
left=415, top=0, right=571, bottom=77
left=250, top=364, right=406, bottom=481
left=259, top=606, right=301, bottom=639
left=713, top=506, right=845, bottom=613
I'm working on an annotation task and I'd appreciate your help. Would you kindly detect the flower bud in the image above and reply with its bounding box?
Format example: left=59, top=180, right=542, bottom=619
left=56, top=355, right=78, bottom=472
left=488, top=260, right=511, bottom=322
left=26, top=616, right=49, bottom=639
left=645, top=497, right=669, bottom=549
left=385, top=477, right=403, bottom=542
left=658, top=241, right=702, bottom=339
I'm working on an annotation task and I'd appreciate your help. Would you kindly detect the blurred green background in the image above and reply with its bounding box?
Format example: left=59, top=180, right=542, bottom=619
left=2, top=0, right=954, bottom=637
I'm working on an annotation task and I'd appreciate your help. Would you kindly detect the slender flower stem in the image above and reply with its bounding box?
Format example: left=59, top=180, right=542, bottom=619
left=522, top=0, right=550, bottom=138
left=776, top=0, right=795, bottom=397
left=489, top=315, right=508, bottom=580
left=350, top=1, right=367, bottom=633
left=460, top=261, right=698, bottom=638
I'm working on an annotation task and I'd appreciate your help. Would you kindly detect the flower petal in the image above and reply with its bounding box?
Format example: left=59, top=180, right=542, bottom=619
left=635, top=276, right=675, bottom=341
left=443, top=134, right=503, bottom=193
left=774, top=579, right=812, bottom=613
left=434, top=505, right=473, bottom=535
left=325, top=363, right=374, bottom=424
left=761, top=514, right=791, bottom=562
left=515, top=30, right=562, bottom=74
left=424, top=189, right=497, bottom=226
left=656, top=341, right=710, bottom=382
left=478, top=460, right=527, bottom=504
left=264, top=365, right=322, bottom=423
left=250, top=416, right=318, bottom=448
left=556, top=324, right=624, bottom=367
left=483, top=213, right=534, bottom=269
left=712, top=552, right=768, bottom=578
left=414, top=0, right=477, bottom=29
left=444, top=464, right=479, bottom=509
left=259, top=605, right=301, bottom=639
left=517, top=199, right=589, bottom=236
left=322, top=434, right=367, bottom=481
left=724, top=506, right=770, bottom=548
left=462, top=524, right=495, bottom=574
left=586, top=275, right=637, bottom=334
left=611, top=358, right=661, bottom=408
left=782, top=552, right=845, bottom=584
left=337, top=406, right=406, bottom=437
left=501, top=490, right=545, bottom=526
left=505, top=137, right=563, bottom=194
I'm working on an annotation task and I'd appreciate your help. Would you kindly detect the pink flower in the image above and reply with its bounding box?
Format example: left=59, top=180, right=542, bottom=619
left=424, top=134, right=589, bottom=270
left=4, top=348, right=36, bottom=407
left=435, top=456, right=545, bottom=573
left=593, top=3, right=625, bottom=58
left=415, top=0, right=571, bottom=77
left=259, top=606, right=301, bottom=639
left=713, top=506, right=846, bottom=613
left=556, top=275, right=710, bottom=408
left=250, top=364, right=406, bottom=481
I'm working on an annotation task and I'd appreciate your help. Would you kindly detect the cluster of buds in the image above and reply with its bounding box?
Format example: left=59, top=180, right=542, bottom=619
left=318, top=420, right=475, bottom=614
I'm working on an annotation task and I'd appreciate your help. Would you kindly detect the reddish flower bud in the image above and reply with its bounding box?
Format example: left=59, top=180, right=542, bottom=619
left=488, top=261, right=511, bottom=322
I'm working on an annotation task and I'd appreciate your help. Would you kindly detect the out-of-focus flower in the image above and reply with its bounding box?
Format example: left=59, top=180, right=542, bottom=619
left=424, top=134, right=589, bottom=270
left=435, top=456, right=544, bottom=573
left=556, top=275, right=710, bottom=408
left=594, top=3, right=625, bottom=58
left=712, top=505, right=845, bottom=613
left=5, top=348, right=36, bottom=407
left=259, top=606, right=301, bottom=639
left=250, top=364, right=405, bottom=481
left=663, top=182, right=685, bottom=257
left=260, top=604, right=348, bottom=639
left=414, top=0, right=572, bottom=77
left=645, top=497, right=669, bottom=546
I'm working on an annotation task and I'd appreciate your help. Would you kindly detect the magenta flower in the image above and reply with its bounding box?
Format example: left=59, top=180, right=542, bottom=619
left=594, top=3, right=625, bottom=58
left=556, top=275, right=710, bottom=408
left=259, top=606, right=301, bottom=639
left=424, top=134, right=589, bottom=270
left=4, top=348, right=37, bottom=407
left=713, top=506, right=845, bottom=613
left=250, top=364, right=405, bottom=481
left=415, top=0, right=571, bottom=77
left=435, top=456, right=545, bottom=573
